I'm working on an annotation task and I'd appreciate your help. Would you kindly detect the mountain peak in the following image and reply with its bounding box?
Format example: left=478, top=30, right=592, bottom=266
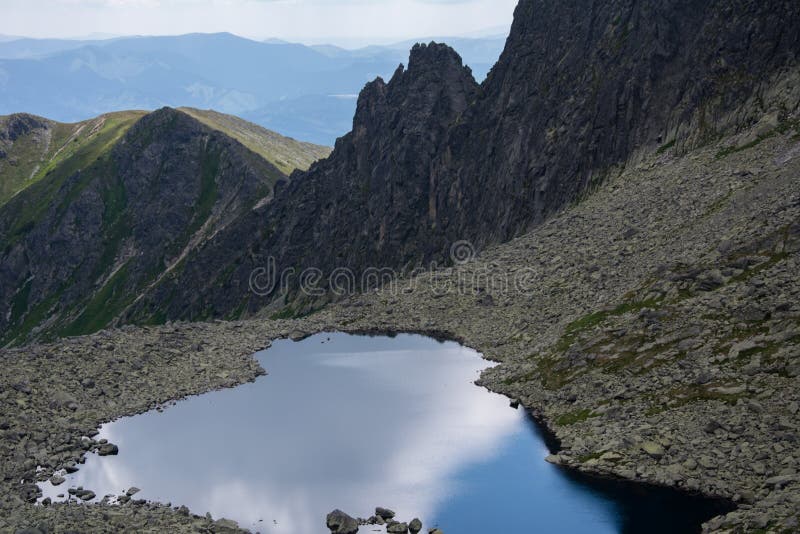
left=408, top=41, right=468, bottom=74
left=350, top=41, right=478, bottom=141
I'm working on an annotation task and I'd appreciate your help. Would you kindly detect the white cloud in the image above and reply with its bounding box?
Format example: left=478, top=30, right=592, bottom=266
left=0, top=0, right=517, bottom=46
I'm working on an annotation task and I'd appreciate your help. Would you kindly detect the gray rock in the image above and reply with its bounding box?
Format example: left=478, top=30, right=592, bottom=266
left=80, top=378, right=95, bottom=389
left=409, top=518, right=423, bottom=534
left=326, top=509, right=359, bottom=534
left=765, top=475, right=797, bottom=489
left=375, top=507, right=396, bottom=520
left=387, top=522, right=409, bottom=534
left=641, top=442, right=665, bottom=460
left=75, top=489, right=96, bottom=501
left=97, top=443, right=119, bottom=456
left=289, top=330, right=308, bottom=342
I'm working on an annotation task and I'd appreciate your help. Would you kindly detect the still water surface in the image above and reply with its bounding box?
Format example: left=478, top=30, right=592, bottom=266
left=40, top=333, right=729, bottom=533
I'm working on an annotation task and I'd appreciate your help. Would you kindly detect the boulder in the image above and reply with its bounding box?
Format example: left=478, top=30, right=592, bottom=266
left=375, top=507, right=396, bottom=520
left=641, top=442, right=665, bottom=459
left=97, top=443, right=119, bottom=456
left=326, top=509, right=359, bottom=534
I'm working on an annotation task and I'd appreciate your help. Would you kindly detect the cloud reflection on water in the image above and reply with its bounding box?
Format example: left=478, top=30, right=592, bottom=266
left=41, top=334, right=521, bottom=533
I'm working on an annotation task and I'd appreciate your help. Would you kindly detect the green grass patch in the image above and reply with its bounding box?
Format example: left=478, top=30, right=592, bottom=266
left=578, top=451, right=604, bottom=463
left=647, top=384, right=748, bottom=416
left=1, top=288, right=63, bottom=346
left=716, top=136, right=770, bottom=159
left=555, top=299, right=663, bottom=352
left=60, top=262, right=133, bottom=337
left=556, top=408, right=597, bottom=426
left=8, top=278, right=32, bottom=326
left=270, top=306, right=296, bottom=320
left=0, top=113, right=141, bottom=251
left=716, top=118, right=800, bottom=159
left=656, top=139, right=676, bottom=155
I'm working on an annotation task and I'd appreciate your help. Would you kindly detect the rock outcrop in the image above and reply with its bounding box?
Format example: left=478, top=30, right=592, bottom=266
left=431, top=0, right=800, bottom=246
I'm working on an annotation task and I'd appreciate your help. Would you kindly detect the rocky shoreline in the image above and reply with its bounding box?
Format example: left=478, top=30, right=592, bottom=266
left=2, top=131, right=799, bottom=532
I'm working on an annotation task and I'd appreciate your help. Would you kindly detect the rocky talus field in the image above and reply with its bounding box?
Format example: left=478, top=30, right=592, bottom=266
left=2, top=119, right=799, bottom=532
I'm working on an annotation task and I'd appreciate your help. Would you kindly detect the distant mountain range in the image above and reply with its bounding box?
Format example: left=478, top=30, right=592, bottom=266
left=0, top=33, right=506, bottom=145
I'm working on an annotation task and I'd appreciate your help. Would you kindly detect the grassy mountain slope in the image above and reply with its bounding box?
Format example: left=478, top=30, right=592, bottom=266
left=0, top=108, right=287, bottom=345
left=178, top=107, right=331, bottom=174
left=0, top=111, right=145, bottom=206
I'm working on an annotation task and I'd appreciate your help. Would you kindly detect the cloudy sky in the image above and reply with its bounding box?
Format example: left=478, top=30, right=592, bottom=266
left=0, top=0, right=518, bottom=46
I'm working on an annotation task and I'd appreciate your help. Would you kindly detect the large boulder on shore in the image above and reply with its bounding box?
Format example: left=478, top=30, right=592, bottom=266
left=326, top=509, right=359, bottom=534
left=375, top=507, right=396, bottom=520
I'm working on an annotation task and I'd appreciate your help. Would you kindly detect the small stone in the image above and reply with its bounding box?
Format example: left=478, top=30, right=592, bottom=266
left=97, top=443, right=119, bottom=456
left=698, top=456, right=716, bottom=469
left=49, top=475, right=66, bottom=486
left=765, top=474, right=797, bottom=489
left=387, top=522, right=409, bottom=534
left=76, top=489, right=96, bottom=501
left=409, top=518, right=423, bottom=534
left=126, top=487, right=140, bottom=496
left=64, top=463, right=79, bottom=474
left=641, top=442, right=665, bottom=460
left=545, top=454, right=563, bottom=465
left=289, top=330, right=308, bottom=342
left=80, top=378, right=95, bottom=389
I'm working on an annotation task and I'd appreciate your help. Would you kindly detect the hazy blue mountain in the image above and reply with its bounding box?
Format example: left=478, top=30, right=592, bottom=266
left=0, top=38, right=103, bottom=59
left=0, top=33, right=505, bottom=145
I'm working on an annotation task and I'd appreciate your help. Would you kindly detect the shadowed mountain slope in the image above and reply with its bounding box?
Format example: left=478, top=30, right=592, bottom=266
left=0, top=108, right=286, bottom=344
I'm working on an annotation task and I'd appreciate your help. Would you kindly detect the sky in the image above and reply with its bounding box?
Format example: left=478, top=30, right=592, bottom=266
left=0, top=0, right=518, bottom=47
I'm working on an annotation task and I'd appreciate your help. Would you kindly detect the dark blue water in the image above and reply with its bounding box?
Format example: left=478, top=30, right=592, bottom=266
left=39, top=333, right=730, bottom=533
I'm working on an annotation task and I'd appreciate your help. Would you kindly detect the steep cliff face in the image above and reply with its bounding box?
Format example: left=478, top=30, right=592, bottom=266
left=431, top=0, right=800, bottom=246
left=0, top=108, right=284, bottom=344
left=268, top=42, right=480, bottom=269
left=126, top=44, right=480, bottom=321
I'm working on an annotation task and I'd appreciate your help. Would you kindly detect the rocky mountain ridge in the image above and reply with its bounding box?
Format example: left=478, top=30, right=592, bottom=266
left=124, top=0, right=800, bottom=324
left=0, top=111, right=147, bottom=206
